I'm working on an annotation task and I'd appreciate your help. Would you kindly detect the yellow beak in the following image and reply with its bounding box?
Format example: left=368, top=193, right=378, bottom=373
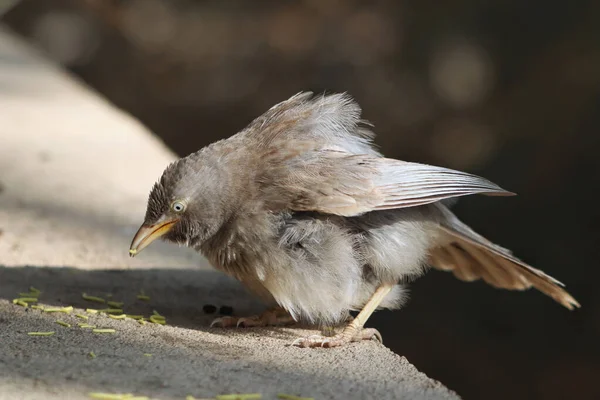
left=129, top=219, right=178, bottom=257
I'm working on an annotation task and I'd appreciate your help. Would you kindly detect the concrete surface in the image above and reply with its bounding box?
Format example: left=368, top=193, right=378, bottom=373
left=0, top=26, right=460, bottom=400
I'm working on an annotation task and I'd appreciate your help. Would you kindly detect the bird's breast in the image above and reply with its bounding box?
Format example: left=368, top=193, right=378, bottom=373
left=199, top=211, right=283, bottom=281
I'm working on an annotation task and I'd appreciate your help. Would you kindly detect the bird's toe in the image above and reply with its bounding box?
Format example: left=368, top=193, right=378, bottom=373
left=210, top=316, right=238, bottom=328
left=210, top=308, right=295, bottom=329
left=291, top=327, right=382, bottom=348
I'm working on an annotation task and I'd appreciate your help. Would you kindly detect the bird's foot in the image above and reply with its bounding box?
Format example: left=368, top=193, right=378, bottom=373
left=210, top=307, right=294, bottom=328
left=291, top=327, right=382, bottom=348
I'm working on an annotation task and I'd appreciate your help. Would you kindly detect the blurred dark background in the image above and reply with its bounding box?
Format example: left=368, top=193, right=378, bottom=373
left=2, top=0, right=599, bottom=398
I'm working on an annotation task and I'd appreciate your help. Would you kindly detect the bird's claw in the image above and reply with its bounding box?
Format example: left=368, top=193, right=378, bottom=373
left=210, top=316, right=238, bottom=328
left=210, top=315, right=266, bottom=328
left=210, top=308, right=295, bottom=329
left=291, top=334, right=330, bottom=348
left=236, top=316, right=264, bottom=328
left=291, top=328, right=382, bottom=348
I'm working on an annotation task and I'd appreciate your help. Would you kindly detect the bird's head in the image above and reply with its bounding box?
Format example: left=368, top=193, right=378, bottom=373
left=129, top=150, right=234, bottom=257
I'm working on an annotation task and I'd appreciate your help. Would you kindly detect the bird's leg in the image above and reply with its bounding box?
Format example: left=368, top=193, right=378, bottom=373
left=292, top=284, right=393, bottom=348
left=210, top=306, right=295, bottom=328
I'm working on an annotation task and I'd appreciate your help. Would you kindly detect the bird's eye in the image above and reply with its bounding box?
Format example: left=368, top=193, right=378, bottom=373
left=171, top=201, right=186, bottom=213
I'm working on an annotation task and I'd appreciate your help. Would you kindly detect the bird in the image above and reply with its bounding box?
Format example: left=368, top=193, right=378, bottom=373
left=129, top=92, right=580, bottom=348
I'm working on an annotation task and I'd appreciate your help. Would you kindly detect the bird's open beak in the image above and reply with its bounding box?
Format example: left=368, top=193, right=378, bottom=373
left=129, top=219, right=178, bottom=257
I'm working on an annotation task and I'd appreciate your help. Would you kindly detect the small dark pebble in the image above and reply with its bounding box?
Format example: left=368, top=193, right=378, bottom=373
left=202, top=304, right=217, bottom=314
left=219, top=305, right=234, bottom=315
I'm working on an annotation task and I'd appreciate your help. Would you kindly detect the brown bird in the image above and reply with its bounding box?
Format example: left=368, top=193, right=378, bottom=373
left=129, top=92, right=579, bottom=348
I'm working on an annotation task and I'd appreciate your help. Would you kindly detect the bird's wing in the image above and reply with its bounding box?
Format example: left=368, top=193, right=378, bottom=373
left=259, top=149, right=512, bottom=216
left=249, top=92, right=511, bottom=215
left=428, top=206, right=580, bottom=309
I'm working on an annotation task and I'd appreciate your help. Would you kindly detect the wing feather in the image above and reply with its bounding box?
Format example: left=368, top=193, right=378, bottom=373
left=260, top=151, right=513, bottom=216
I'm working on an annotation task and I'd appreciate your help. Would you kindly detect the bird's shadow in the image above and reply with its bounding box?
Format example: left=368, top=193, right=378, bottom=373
left=0, top=265, right=304, bottom=341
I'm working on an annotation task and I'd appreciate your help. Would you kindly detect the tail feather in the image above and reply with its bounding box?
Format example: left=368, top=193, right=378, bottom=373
left=430, top=206, right=580, bottom=310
